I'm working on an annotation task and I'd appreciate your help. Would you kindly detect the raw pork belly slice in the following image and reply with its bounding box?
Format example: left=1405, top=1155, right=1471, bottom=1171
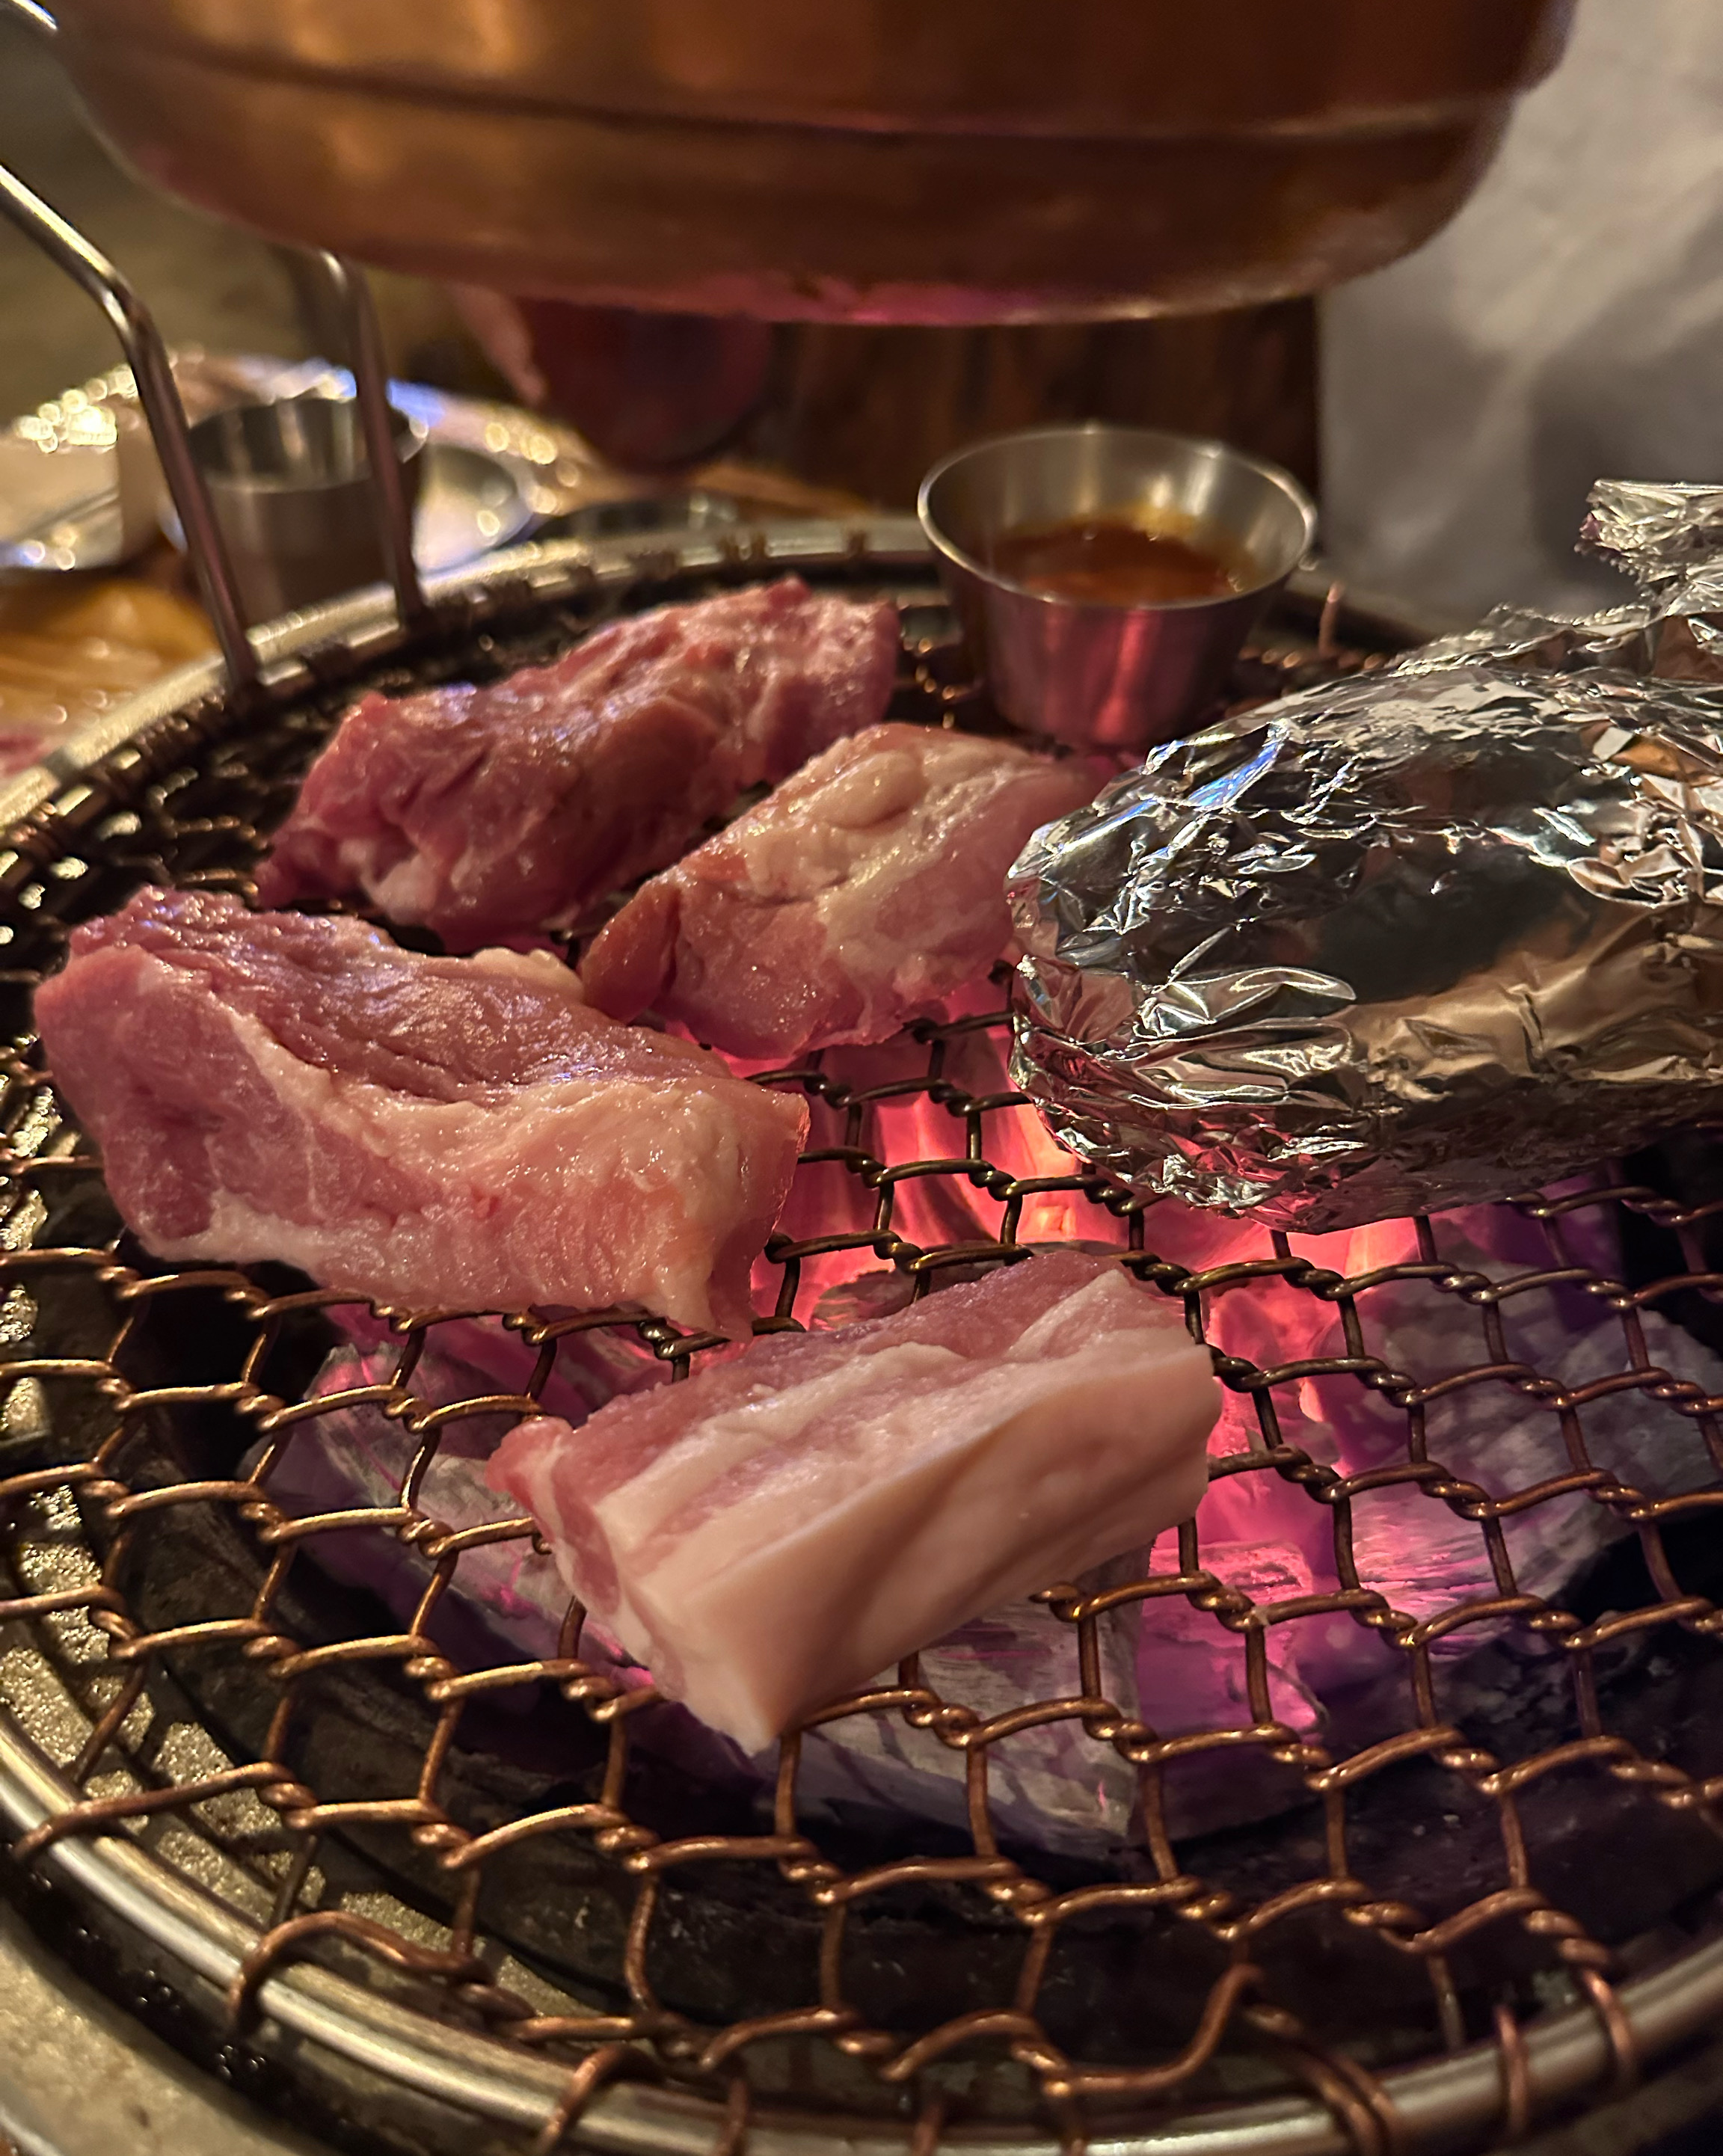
left=487, top=1248, right=1219, bottom=1749
left=580, top=722, right=1102, bottom=1057
left=34, top=888, right=806, bottom=1336
left=254, top=578, right=900, bottom=949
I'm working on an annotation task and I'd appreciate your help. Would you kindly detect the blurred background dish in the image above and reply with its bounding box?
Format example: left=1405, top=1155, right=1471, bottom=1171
left=0, top=379, right=162, bottom=568
left=413, top=441, right=531, bottom=570
left=0, top=572, right=214, bottom=771
left=7, top=356, right=551, bottom=579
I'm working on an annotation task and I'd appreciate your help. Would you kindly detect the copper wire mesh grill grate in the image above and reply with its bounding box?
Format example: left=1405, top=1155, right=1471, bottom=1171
left=3, top=535, right=1723, bottom=2156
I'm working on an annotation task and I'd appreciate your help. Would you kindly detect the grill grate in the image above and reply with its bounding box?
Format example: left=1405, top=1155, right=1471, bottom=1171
left=3, top=532, right=1723, bottom=2156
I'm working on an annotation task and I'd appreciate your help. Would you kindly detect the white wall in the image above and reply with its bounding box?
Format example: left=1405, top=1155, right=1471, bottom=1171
left=1321, top=0, right=1723, bottom=622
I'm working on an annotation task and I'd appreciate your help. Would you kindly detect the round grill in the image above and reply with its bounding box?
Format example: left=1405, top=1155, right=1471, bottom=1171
left=4, top=524, right=1723, bottom=2156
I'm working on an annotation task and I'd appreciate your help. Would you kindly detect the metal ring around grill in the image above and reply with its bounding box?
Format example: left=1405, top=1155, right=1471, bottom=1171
left=4, top=518, right=1723, bottom=2156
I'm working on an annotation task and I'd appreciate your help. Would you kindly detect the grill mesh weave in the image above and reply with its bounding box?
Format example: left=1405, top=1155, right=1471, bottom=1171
left=1, top=543, right=1722, bottom=2155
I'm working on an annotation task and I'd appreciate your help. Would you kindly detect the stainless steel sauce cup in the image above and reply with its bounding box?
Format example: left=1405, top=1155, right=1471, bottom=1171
left=918, top=423, right=1316, bottom=752
left=185, top=393, right=427, bottom=624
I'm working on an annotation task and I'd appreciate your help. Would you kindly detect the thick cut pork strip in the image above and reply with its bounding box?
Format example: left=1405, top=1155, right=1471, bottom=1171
left=254, top=578, right=900, bottom=948
left=487, top=1249, right=1218, bottom=1749
left=580, top=722, right=1102, bottom=1057
left=34, top=888, right=805, bottom=1336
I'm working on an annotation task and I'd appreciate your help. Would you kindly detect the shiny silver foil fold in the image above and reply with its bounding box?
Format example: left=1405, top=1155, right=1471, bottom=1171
left=1007, top=481, right=1723, bottom=1229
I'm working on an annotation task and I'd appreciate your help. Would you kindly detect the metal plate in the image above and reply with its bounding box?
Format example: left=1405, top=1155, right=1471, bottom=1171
left=409, top=442, right=531, bottom=573
left=0, top=355, right=601, bottom=574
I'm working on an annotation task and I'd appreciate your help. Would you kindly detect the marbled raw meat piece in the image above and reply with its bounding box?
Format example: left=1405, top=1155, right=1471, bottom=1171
left=250, top=1333, right=750, bottom=1776
left=265, top=1197, right=1723, bottom=1849
left=486, top=1248, right=1219, bottom=1749
left=581, top=722, right=1100, bottom=1057
left=265, top=1335, right=1149, bottom=1849
left=254, top=578, right=900, bottom=948
left=34, top=888, right=806, bottom=1336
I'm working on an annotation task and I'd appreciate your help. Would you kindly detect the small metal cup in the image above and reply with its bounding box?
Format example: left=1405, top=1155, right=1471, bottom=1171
left=918, top=423, right=1316, bottom=752
left=184, top=393, right=426, bottom=623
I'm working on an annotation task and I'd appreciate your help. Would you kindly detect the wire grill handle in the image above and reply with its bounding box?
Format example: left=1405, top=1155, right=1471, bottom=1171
left=0, top=160, right=259, bottom=690
left=316, top=251, right=428, bottom=627
left=3, top=5, right=422, bottom=646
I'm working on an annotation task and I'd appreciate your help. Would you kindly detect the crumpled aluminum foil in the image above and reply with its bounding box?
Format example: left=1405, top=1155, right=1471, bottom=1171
left=1007, top=482, right=1723, bottom=1229
left=1585, top=479, right=1723, bottom=602
left=1392, top=480, right=1723, bottom=680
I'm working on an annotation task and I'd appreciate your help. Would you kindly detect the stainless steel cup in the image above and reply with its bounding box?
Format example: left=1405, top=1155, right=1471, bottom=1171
left=184, top=393, right=427, bottom=623
left=918, top=423, right=1316, bottom=752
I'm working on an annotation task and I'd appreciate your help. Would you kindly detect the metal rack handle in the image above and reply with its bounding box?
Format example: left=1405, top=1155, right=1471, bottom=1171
left=0, top=161, right=259, bottom=690
left=316, top=252, right=428, bottom=627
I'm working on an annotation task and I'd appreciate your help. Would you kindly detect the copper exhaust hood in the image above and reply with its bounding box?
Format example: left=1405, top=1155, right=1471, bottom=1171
left=38, top=0, right=1573, bottom=322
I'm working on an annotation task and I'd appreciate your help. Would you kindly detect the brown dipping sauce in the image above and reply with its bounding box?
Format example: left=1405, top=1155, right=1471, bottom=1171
left=989, top=514, right=1246, bottom=607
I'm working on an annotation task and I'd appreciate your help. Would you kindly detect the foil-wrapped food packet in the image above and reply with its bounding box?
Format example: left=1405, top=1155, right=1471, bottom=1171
left=1009, top=481, right=1723, bottom=1229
